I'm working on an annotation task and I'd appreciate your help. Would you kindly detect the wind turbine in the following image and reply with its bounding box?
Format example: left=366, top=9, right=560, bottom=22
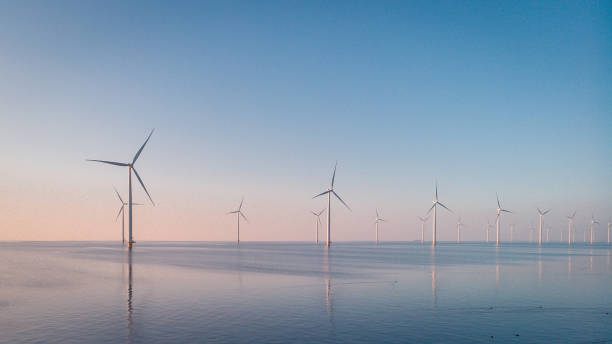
left=87, top=129, right=155, bottom=249
left=456, top=217, right=465, bottom=243
left=310, top=208, right=326, bottom=244
left=427, top=182, right=452, bottom=246
left=566, top=211, right=576, bottom=245
left=495, top=194, right=512, bottom=246
left=113, top=187, right=142, bottom=245
left=485, top=219, right=494, bottom=243
left=607, top=217, right=611, bottom=245
left=418, top=215, right=429, bottom=243
left=374, top=209, right=386, bottom=244
left=537, top=208, right=550, bottom=246
left=228, top=198, right=248, bottom=245
left=589, top=214, right=599, bottom=244
left=313, top=162, right=350, bottom=247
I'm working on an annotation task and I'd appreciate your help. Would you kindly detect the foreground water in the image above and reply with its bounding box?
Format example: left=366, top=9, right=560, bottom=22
left=0, top=241, right=611, bottom=343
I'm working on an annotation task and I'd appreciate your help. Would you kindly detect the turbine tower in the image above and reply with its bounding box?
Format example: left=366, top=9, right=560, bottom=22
left=418, top=215, right=429, bottom=244
left=495, top=194, right=512, bottom=246
left=374, top=209, right=386, bottom=244
left=426, top=182, right=452, bottom=247
left=228, top=198, right=248, bottom=245
left=113, top=187, right=142, bottom=245
left=566, top=211, right=576, bottom=245
left=589, top=214, right=599, bottom=245
left=456, top=217, right=464, bottom=243
left=310, top=208, right=326, bottom=244
left=485, top=219, right=494, bottom=243
left=537, top=208, right=550, bottom=246
left=313, top=162, right=350, bottom=247
left=87, top=129, right=155, bottom=249
left=608, top=217, right=612, bottom=245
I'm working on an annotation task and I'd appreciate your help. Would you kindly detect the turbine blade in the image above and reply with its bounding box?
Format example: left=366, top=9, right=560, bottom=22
left=572, top=210, right=576, bottom=218
left=331, top=161, right=337, bottom=188
left=332, top=190, right=351, bottom=211
left=240, top=212, right=248, bottom=222
left=113, top=187, right=124, bottom=204
left=438, top=202, right=452, bottom=213
left=228, top=210, right=239, bottom=214
left=543, top=209, right=550, bottom=215
left=496, top=193, right=501, bottom=208
left=313, top=190, right=331, bottom=199
left=376, top=209, right=379, bottom=218
left=318, top=208, right=326, bottom=216
left=132, top=129, right=155, bottom=165
left=239, top=198, right=244, bottom=211
left=132, top=168, right=154, bottom=206
left=115, top=205, right=124, bottom=222
left=537, top=208, right=542, bottom=215
left=426, top=204, right=435, bottom=215
left=435, top=181, right=438, bottom=200
left=501, top=209, right=512, bottom=213
left=86, top=159, right=128, bottom=167
left=311, top=211, right=318, bottom=216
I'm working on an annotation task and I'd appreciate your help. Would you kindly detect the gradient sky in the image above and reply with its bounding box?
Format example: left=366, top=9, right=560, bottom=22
left=1, top=1, right=611, bottom=242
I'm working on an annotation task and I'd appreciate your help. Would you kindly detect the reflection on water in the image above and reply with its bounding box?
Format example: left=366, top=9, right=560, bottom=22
left=127, top=250, right=134, bottom=343
left=1, top=242, right=612, bottom=344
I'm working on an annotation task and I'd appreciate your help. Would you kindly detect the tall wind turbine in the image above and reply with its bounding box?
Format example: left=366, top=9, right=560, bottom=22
left=456, top=217, right=464, bottom=243
left=311, top=208, right=326, bottom=244
left=566, top=211, right=576, bottom=245
left=495, top=194, right=512, bottom=246
left=374, top=209, right=386, bottom=244
left=87, top=129, right=155, bottom=249
left=313, top=162, right=351, bottom=247
left=537, top=208, right=550, bottom=246
left=113, top=187, right=142, bottom=245
left=418, top=215, right=429, bottom=243
left=589, top=214, right=599, bottom=244
left=228, top=198, right=248, bottom=245
left=427, top=182, right=452, bottom=246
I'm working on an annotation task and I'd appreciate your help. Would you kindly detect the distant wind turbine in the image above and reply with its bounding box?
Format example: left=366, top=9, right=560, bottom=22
left=418, top=215, right=430, bottom=243
left=228, top=198, right=248, bottom=245
left=87, top=129, right=155, bottom=249
left=537, top=208, right=550, bottom=246
left=113, top=187, right=142, bottom=245
left=607, top=217, right=611, bottom=245
left=456, top=217, right=465, bottom=243
left=374, top=209, right=386, bottom=244
left=495, top=194, right=512, bottom=246
left=566, top=211, right=576, bottom=245
left=589, top=214, right=599, bottom=245
left=427, top=182, right=452, bottom=246
left=310, top=208, right=326, bottom=244
left=313, top=162, right=351, bottom=247
left=485, top=219, right=494, bottom=243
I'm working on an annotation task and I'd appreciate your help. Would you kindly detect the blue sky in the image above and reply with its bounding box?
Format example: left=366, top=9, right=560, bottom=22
left=0, top=1, right=610, bottom=241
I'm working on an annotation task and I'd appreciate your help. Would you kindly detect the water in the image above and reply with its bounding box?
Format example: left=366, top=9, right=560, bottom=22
left=1, top=242, right=611, bottom=343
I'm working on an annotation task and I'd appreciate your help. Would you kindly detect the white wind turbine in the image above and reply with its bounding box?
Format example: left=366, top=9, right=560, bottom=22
left=537, top=208, right=550, bottom=246
left=87, top=129, right=155, bottom=249
left=313, top=162, right=351, bottom=247
left=418, top=215, right=430, bottom=243
left=374, top=209, right=386, bottom=244
left=566, top=211, right=576, bottom=245
left=310, top=208, right=326, bottom=244
left=228, top=198, right=248, bottom=245
left=485, top=219, right=494, bottom=243
left=113, top=187, right=142, bottom=245
left=456, top=217, right=465, bottom=243
left=607, top=217, right=611, bottom=245
left=495, top=194, right=512, bottom=246
left=589, top=214, right=599, bottom=245
left=426, top=182, right=452, bottom=246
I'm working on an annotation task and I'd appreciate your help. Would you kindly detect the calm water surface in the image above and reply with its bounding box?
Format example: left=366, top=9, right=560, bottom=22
left=1, top=242, right=611, bottom=343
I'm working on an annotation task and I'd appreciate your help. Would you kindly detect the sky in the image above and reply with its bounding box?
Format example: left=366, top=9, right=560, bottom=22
left=0, top=1, right=611, bottom=242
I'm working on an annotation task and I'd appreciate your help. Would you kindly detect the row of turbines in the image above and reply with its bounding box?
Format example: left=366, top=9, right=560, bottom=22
left=88, top=130, right=611, bottom=249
